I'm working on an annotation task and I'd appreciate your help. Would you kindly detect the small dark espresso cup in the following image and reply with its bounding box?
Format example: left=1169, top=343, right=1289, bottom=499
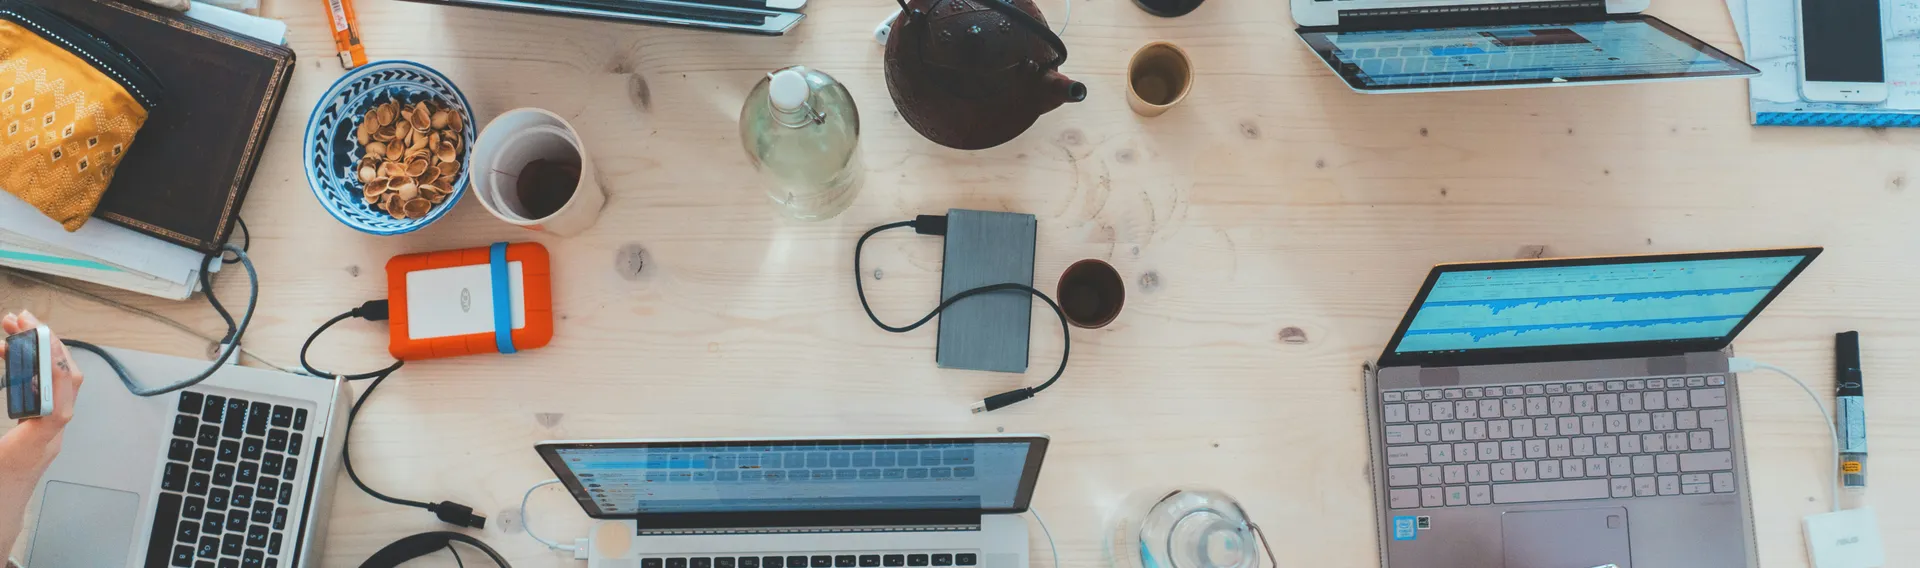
left=1057, top=259, right=1126, bottom=329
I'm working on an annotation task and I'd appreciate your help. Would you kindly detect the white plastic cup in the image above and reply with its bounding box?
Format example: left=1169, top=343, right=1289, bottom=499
left=470, top=108, right=607, bottom=236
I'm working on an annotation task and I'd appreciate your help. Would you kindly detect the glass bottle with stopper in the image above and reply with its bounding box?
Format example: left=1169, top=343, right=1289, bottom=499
left=740, top=66, right=863, bottom=221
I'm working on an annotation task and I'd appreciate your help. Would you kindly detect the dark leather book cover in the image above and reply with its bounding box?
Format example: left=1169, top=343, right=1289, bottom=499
left=34, top=0, right=293, bottom=254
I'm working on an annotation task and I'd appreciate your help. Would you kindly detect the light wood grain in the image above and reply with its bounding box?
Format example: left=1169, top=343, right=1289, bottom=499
left=3, top=0, right=1918, bottom=565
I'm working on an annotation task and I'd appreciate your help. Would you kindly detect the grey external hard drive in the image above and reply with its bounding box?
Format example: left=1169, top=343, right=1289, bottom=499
left=936, top=209, right=1037, bottom=373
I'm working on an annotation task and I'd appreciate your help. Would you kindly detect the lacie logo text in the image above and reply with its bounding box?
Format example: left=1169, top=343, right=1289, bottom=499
left=460, top=289, right=472, bottom=312
left=1835, top=537, right=1859, bottom=546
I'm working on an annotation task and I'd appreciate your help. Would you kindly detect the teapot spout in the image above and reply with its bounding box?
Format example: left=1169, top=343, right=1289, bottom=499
left=1039, top=71, right=1087, bottom=112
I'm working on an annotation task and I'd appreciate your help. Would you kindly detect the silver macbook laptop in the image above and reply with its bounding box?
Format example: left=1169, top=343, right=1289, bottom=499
left=1365, top=248, right=1821, bottom=568
left=1292, top=0, right=1759, bottom=93
left=537, top=434, right=1047, bottom=568
left=398, top=0, right=806, bottom=35
left=28, top=346, right=348, bottom=568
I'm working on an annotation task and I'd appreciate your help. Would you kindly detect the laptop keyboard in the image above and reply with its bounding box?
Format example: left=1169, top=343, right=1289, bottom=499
left=583, top=442, right=979, bottom=513
left=147, top=391, right=309, bottom=568
left=641, top=552, right=979, bottom=568
left=1380, top=375, right=1735, bottom=509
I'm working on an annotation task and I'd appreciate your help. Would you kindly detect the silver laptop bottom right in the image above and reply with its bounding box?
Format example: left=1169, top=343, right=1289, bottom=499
left=1369, top=354, right=1759, bottom=568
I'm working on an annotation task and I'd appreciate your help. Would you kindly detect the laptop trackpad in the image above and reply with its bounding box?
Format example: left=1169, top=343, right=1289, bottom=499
left=1501, top=507, right=1631, bottom=568
left=29, top=481, right=140, bottom=567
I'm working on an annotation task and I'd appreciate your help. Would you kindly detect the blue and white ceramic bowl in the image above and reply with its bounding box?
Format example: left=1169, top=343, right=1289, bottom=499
left=304, top=60, right=476, bottom=236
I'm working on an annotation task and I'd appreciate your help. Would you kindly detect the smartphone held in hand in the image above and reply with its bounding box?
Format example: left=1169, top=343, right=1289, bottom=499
left=5, top=325, right=53, bottom=420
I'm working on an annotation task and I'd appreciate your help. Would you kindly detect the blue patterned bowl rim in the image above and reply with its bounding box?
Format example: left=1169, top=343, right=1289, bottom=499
left=303, top=60, right=476, bottom=236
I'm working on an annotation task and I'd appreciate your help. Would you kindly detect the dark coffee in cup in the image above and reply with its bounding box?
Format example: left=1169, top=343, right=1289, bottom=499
left=515, top=158, right=581, bottom=220
left=1058, top=259, right=1126, bottom=329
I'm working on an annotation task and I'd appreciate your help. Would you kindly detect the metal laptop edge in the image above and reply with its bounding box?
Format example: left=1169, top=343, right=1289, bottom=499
left=395, top=0, right=804, bottom=35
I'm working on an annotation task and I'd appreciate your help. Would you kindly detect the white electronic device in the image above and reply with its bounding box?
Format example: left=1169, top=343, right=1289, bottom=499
left=5, top=324, right=54, bottom=420
left=1794, top=0, right=1889, bottom=103
left=1804, top=507, right=1885, bottom=568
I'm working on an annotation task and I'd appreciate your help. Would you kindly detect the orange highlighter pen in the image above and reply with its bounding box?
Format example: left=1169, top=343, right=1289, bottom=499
left=324, top=0, right=368, bottom=69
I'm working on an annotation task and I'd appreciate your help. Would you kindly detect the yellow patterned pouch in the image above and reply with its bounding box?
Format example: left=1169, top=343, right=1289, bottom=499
left=0, top=0, right=162, bottom=231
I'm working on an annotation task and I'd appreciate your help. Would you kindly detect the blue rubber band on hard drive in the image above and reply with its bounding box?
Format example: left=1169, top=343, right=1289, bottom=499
left=490, top=242, right=516, bottom=354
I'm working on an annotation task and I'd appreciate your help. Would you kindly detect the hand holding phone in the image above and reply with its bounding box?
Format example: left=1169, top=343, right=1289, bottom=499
left=0, top=312, right=81, bottom=429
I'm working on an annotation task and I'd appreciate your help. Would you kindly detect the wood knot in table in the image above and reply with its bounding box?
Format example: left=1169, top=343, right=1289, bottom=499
left=1239, top=120, right=1260, bottom=139
left=1278, top=327, right=1308, bottom=345
left=629, top=74, right=652, bottom=113
left=616, top=244, right=647, bottom=281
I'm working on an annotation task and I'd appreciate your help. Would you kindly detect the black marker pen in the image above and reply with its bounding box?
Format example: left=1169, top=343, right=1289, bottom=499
left=1835, top=331, right=1866, bottom=489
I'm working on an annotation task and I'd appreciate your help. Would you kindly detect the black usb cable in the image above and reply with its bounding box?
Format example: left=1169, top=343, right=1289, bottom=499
left=302, top=300, right=487, bottom=529
left=854, top=215, right=1071, bottom=413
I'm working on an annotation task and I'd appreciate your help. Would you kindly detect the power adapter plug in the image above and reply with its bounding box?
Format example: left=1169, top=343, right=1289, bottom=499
left=1804, top=507, right=1884, bottom=568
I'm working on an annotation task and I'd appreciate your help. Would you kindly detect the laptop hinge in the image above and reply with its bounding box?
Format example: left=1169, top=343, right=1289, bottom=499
left=639, top=524, right=982, bottom=536
left=632, top=509, right=983, bottom=533
left=1337, top=0, right=1609, bottom=31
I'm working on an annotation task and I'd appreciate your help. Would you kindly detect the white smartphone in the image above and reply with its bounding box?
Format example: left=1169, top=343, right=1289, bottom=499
left=5, top=325, right=53, bottom=420
left=1795, top=0, right=1888, bottom=103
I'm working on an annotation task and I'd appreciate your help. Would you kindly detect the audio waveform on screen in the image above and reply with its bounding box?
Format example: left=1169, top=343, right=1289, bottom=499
left=1419, top=286, right=1775, bottom=317
left=1397, top=285, right=1773, bottom=351
left=1403, top=314, right=1746, bottom=342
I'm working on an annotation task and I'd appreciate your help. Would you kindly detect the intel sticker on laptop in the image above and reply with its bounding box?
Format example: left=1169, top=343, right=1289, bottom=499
left=1392, top=516, right=1418, bottom=540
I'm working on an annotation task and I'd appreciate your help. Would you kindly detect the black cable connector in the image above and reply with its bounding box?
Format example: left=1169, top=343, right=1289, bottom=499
left=431, top=501, right=489, bottom=529
left=914, top=214, right=948, bottom=236
left=971, top=388, right=1036, bottom=414
left=353, top=300, right=391, bottom=321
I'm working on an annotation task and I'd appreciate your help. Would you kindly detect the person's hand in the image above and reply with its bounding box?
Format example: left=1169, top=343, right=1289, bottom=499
left=0, top=311, right=83, bottom=474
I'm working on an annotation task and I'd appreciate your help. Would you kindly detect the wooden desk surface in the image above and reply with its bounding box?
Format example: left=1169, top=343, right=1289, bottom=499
left=3, top=0, right=1917, bottom=565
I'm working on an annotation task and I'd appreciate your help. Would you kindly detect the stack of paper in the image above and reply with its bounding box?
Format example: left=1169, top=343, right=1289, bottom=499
left=0, top=2, right=285, bottom=300
left=0, top=192, right=216, bottom=300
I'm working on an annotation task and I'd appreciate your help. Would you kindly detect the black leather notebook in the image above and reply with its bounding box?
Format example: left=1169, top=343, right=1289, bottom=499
left=34, top=0, right=293, bottom=254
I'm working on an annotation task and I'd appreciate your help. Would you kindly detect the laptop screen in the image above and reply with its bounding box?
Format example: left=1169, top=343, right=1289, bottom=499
left=1380, top=249, right=1820, bottom=367
left=539, top=436, right=1047, bottom=519
left=1298, top=16, right=1758, bottom=91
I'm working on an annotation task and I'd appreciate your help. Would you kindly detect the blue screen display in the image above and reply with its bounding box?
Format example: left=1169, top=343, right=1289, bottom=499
left=554, top=440, right=1033, bottom=515
left=1394, top=255, right=1806, bottom=354
left=1316, top=20, right=1746, bottom=88
left=6, top=330, right=39, bottom=417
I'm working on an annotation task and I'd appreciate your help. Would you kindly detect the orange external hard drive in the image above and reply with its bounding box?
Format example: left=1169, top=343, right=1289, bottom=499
left=385, top=242, right=552, bottom=360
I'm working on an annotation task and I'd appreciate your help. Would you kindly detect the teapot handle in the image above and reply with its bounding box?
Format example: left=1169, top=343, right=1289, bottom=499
left=891, top=0, right=1069, bottom=68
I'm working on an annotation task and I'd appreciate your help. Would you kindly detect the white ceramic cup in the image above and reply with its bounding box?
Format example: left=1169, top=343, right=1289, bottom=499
left=470, top=108, right=607, bottom=236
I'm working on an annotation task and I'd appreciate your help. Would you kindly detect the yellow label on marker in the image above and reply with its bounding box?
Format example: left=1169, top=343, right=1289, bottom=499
left=1842, top=461, right=1862, bottom=474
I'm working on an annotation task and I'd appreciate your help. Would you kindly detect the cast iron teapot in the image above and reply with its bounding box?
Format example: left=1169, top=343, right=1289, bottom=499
left=885, top=0, right=1085, bottom=150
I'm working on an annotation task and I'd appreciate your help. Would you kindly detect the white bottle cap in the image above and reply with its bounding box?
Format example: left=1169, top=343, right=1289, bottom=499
left=769, top=69, right=811, bottom=112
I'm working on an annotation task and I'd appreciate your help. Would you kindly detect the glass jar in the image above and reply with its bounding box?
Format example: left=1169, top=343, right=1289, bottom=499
left=1108, top=488, right=1270, bottom=568
left=739, top=65, right=863, bottom=221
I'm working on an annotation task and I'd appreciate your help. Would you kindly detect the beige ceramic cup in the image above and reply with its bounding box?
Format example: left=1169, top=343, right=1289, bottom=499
left=470, top=108, right=608, bottom=237
left=1128, top=42, right=1193, bottom=117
